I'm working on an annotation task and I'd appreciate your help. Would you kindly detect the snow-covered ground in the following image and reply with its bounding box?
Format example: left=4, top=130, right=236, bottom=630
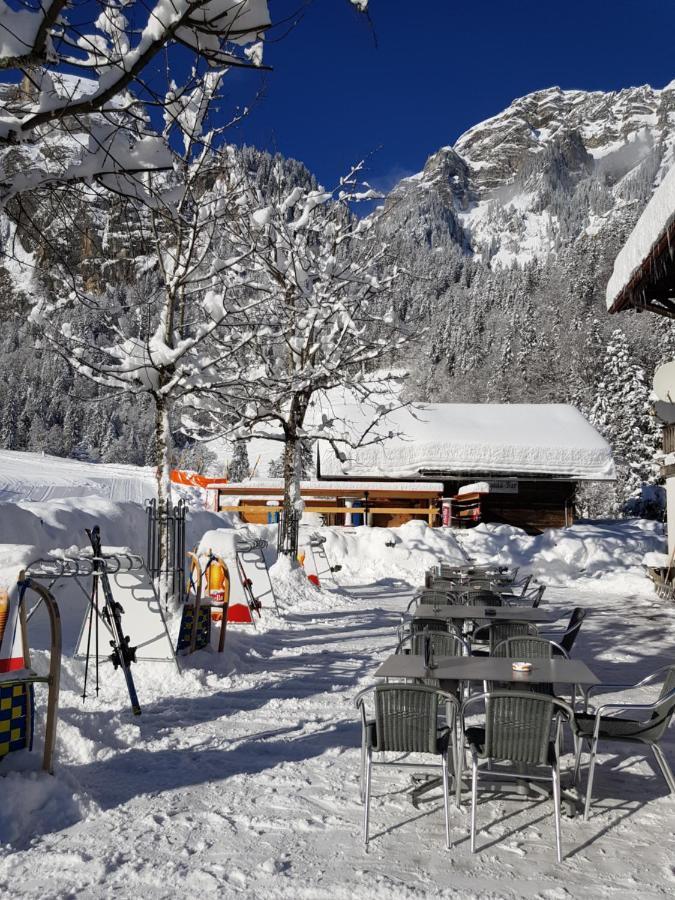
left=0, top=486, right=674, bottom=897
left=0, top=450, right=158, bottom=504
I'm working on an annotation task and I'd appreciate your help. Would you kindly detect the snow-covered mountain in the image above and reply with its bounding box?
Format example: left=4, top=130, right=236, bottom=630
left=383, top=83, right=675, bottom=268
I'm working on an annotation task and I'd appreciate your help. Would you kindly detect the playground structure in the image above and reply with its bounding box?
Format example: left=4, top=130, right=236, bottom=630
left=0, top=574, right=61, bottom=773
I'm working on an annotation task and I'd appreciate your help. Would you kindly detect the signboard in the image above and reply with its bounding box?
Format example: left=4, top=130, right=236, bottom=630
left=486, top=479, right=519, bottom=494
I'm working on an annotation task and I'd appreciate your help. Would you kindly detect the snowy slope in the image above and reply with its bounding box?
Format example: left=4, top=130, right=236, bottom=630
left=0, top=449, right=157, bottom=504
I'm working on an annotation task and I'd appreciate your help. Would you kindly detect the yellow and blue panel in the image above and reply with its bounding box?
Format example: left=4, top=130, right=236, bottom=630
left=0, top=683, right=33, bottom=758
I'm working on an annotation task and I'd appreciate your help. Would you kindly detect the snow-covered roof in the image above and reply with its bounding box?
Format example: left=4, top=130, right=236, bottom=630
left=606, top=161, right=675, bottom=313
left=318, top=404, right=615, bottom=481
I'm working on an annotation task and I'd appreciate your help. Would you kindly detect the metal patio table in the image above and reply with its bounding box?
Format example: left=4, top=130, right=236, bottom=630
left=412, top=604, right=558, bottom=624
left=374, top=653, right=599, bottom=815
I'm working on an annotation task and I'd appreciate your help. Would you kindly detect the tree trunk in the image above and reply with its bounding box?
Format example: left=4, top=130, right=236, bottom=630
left=279, top=392, right=310, bottom=559
left=153, top=393, right=173, bottom=606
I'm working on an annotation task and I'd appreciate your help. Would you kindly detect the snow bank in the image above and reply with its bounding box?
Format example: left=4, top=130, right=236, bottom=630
left=455, top=519, right=665, bottom=585
left=0, top=496, right=231, bottom=588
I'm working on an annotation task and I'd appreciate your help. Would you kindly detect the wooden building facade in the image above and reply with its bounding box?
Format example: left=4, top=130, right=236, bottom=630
left=208, top=480, right=444, bottom=528
left=607, top=159, right=675, bottom=551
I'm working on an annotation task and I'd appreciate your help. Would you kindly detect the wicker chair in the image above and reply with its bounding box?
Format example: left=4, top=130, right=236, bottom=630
left=471, top=621, right=539, bottom=657
left=492, top=635, right=568, bottom=660
left=459, top=690, right=574, bottom=863
left=572, top=665, right=675, bottom=820
left=396, top=629, right=469, bottom=657
left=355, top=684, right=460, bottom=848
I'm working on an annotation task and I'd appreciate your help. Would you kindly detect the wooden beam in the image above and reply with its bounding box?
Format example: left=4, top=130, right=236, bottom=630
left=219, top=504, right=438, bottom=517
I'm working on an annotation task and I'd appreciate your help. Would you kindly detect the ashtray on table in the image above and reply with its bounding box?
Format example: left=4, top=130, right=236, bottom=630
left=511, top=661, right=533, bottom=673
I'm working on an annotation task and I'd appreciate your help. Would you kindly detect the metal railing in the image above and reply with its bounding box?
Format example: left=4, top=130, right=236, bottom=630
left=146, top=499, right=187, bottom=603
left=277, top=508, right=300, bottom=557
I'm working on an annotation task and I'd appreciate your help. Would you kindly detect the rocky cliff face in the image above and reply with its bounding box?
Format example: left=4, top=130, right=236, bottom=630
left=382, top=83, right=675, bottom=269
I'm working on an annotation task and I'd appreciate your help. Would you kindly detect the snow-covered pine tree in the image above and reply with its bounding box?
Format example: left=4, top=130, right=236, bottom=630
left=229, top=443, right=251, bottom=482
left=589, top=328, right=662, bottom=517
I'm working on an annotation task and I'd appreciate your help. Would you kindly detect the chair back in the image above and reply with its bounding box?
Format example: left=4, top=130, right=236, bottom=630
left=408, top=630, right=466, bottom=658
left=410, top=617, right=453, bottom=634
left=512, top=574, right=533, bottom=596
left=494, top=636, right=566, bottom=659
left=560, top=607, right=585, bottom=653
left=484, top=691, right=558, bottom=765
left=488, top=622, right=538, bottom=654
left=374, top=684, right=444, bottom=754
left=462, top=591, right=501, bottom=607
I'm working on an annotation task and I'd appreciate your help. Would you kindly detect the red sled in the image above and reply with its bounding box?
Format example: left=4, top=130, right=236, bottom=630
left=227, top=602, right=255, bottom=624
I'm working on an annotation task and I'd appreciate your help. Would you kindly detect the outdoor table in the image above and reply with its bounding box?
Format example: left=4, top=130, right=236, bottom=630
left=374, top=653, right=598, bottom=688
left=374, top=652, right=599, bottom=816
left=412, top=604, right=557, bottom=624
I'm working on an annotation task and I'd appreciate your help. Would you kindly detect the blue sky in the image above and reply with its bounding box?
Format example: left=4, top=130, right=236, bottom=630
left=230, top=0, right=675, bottom=191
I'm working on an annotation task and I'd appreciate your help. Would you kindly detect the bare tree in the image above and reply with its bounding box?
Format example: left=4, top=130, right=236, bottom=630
left=22, top=81, right=267, bottom=601
left=185, top=162, right=410, bottom=556
left=0, top=1, right=370, bottom=200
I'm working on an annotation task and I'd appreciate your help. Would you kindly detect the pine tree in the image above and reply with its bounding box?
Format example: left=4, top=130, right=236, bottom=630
left=589, top=328, right=662, bottom=517
left=267, top=454, right=284, bottom=478
left=228, top=442, right=251, bottom=482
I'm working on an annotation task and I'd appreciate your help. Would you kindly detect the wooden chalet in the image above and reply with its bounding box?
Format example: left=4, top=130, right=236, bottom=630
left=607, top=161, right=675, bottom=319
left=607, top=160, right=675, bottom=552
left=316, top=403, right=615, bottom=534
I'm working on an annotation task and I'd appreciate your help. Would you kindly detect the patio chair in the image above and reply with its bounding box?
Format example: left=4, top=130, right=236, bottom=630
left=571, top=664, right=675, bottom=820
left=396, top=616, right=460, bottom=644
left=459, top=690, right=574, bottom=863
left=508, top=574, right=533, bottom=596
left=458, top=593, right=502, bottom=633
left=503, top=583, right=546, bottom=607
left=355, top=684, right=460, bottom=848
left=395, top=630, right=469, bottom=659
left=489, top=636, right=568, bottom=701
left=540, top=607, right=585, bottom=655
left=492, top=635, right=569, bottom=660
left=405, top=589, right=459, bottom=616
left=471, top=621, right=539, bottom=657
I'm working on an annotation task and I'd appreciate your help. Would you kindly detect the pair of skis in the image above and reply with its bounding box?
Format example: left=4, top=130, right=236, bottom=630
left=82, top=526, right=141, bottom=716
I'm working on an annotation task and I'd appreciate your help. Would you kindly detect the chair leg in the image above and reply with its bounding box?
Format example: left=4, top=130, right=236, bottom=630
left=651, top=744, right=675, bottom=795
left=455, top=730, right=465, bottom=807
left=572, top=733, right=583, bottom=787
left=363, top=747, right=372, bottom=847
left=442, top=751, right=451, bottom=850
left=583, top=736, right=599, bottom=822
left=470, top=751, right=478, bottom=854
left=360, top=730, right=367, bottom=804
left=552, top=758, right=563, bottom=864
